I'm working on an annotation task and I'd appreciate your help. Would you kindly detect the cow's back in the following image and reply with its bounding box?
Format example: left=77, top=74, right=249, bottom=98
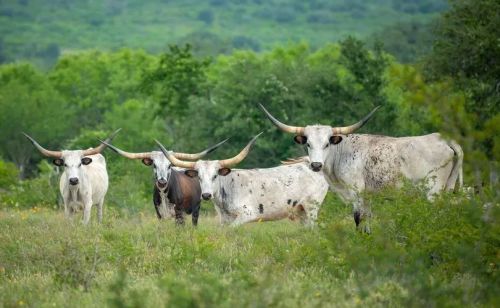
left=340, top=133, right=455, bottom=191
left=218, top=162, right=328, bottom=218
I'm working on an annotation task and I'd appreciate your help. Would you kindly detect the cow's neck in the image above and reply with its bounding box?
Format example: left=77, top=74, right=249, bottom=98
left=212, top=174, right=233, bottom=212
left=165, top=171, right=183, bottom=205
left=325, top=135, right=357, bottom=184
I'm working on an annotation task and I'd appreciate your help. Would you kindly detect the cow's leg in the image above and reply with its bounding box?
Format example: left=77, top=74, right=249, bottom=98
left=353, top=197, right=371, bottom=234
left=153, top=187, right=163, bottom=219
left=303, top=203, right=319, bottom=227
left=191, top=203, right=201, bottom=227
left=97, top=199, right=104, bottom=224
left=83, top=202, right=92, bottom=225
left=229, top=211, right=255, bottom=226
left=174, top=207, right=185, bottom=225
left=63, top=201, right=72, bottom=219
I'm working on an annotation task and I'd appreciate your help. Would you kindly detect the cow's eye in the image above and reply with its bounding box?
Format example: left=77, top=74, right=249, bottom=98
left=78, top=163, right=82, bottom=167
left=324, top=143, right=329, bottom=149
left=306, top=143, right=311, bottom=148
left=212, top=175, right=218, bottom=180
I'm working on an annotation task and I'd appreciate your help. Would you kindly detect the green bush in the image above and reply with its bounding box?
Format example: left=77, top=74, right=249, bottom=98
left=0, top=159, right=18, bottom=189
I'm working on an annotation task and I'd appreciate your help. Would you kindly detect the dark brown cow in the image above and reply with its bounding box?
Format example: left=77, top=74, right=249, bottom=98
left=101, top=139, right=227, bottom=225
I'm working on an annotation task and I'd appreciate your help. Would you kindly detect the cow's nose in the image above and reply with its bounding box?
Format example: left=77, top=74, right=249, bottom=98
left=157, top=178, right=167, bottom=188
left=310, top=162, right=323, bottom=172
left=69, top=177, right=79, bottom=185
left=202, top=193, right=212, bottom=200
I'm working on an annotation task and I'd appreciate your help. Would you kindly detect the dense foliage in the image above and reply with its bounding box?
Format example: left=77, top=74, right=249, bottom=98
left=0, top=0, right=446, bottom=66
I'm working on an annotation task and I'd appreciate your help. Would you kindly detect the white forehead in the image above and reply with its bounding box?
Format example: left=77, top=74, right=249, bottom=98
left=304, top=125, right=332, bottom=142
left=194, top=160, right=220, bottom=172
left=151, top=151, right=171, bottom=167
left=61, top=150, right=84, bottom=164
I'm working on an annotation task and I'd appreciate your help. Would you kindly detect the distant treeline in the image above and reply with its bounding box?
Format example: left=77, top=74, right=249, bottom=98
left=0, top=0, right=446, bottom=66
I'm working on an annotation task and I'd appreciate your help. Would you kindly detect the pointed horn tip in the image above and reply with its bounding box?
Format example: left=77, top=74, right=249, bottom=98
left=22, top=132, right=33, bottom=140
left=154, top=139, right=168, bottom=153
left=251, top=132, right=264, bottom=142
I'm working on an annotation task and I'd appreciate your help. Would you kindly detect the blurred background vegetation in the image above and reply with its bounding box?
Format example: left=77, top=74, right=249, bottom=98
left=0, top=1, right=499, bottom=306
left=0, top=0, right=498, bottom=206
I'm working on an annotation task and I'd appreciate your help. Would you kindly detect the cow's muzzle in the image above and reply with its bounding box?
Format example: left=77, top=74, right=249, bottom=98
left=202, top=193, right=212, bottom=200
left=157, top=178, right=168, bottom=189
left=69, top=177, right=79, bottom=186
left=310, top=162, right=323, bottom=172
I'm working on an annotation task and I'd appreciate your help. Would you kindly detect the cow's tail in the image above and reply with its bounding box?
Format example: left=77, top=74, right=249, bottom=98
left=446, top=140, right=463, bottom=192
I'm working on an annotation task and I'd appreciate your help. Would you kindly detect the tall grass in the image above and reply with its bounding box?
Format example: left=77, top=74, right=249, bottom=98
left=0, top=188, right=498, bottom=307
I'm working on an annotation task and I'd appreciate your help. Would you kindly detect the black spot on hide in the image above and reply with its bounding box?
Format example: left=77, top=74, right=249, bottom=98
left=258, top=204, right=264, bottom=213
left=287, top=199, right=291, bottom=205
left=292, top=200, right=298, bottom=207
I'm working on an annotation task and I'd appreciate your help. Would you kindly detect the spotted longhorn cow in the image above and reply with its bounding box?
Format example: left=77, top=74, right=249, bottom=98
left=101, top=139, right=227, bottom=225
left=156, top=133, right=329, bottom=226
left=23, top=129, right=121, bottom=224
left=260, top=104, right=464, bottom=232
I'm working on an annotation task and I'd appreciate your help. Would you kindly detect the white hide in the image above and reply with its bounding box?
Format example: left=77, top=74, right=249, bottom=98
left=304, top=127, right=464, bottom=231
left=59, top=150, right=109, bottom=224
left=195, top=160, right=329, bottom=226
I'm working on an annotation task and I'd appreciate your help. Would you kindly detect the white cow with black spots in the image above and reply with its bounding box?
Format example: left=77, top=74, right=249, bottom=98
left=156, top=134, right=329, bottom=226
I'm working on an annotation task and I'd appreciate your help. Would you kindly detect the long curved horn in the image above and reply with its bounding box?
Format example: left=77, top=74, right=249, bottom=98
left=173, top=138, right=229, bottom=161
left=332, top=106, right=381, bottom=135
left=155, top=140, right=196, bottom=169
left=220, top=132, right=262, bottom=168
left=259, top=104, right=304, bottom=135
left=99, top=140, right=152, bottom=160
left=83, top=128, right=122, bottom=156
left=23, top=133, right=62, bottom=158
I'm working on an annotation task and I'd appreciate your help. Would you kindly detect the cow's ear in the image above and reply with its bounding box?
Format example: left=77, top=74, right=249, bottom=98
left=218, top=167, right=232, bottom=176
left=142, top=158, right=153, bottom=166
left=184, top=169, right=198, bottom=178
left=294, top=135, right=307, bottom=145
left=330, top=135, right=343, bottom=145
left=81, top=157, right=93, bottom=165
left=53, top=158, right=64, bottom=166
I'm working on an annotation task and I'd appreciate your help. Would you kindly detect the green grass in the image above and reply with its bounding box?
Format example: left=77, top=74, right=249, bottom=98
left=0, top=189, right=498, bottom=307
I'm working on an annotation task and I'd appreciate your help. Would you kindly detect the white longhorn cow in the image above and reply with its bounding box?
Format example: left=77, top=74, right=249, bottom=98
left=23, top=130, right=120, bottom=224
left=156, top=134, right=329, bottom=226
left=260, top=104, right=464, bottom=232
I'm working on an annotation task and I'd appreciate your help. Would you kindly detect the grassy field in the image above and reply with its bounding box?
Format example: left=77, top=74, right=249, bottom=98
left=0, top=189, right=498, bottom=307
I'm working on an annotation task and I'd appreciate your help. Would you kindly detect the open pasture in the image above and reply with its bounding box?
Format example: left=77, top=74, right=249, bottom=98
left=1, top=189, right=498, bottom=307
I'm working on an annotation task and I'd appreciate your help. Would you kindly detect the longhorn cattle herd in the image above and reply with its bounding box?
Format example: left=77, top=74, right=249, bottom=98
left=23, top=105, right=463, bottom=232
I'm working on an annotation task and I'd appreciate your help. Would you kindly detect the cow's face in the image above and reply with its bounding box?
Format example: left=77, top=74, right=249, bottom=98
left=297, top=125, right=343, bottom=172
left=55, top=150, right=93, bottom=187
left=184, top=161, right=231, bottom=200
left=146, top=151, right=173, bottom=191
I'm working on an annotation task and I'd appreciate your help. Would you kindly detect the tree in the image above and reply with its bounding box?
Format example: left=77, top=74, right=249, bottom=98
left=141, top=44, right=211, bottom=138
left=0, top=64, right=73, bottom=177
left=424, top=0, right=500, bottom=188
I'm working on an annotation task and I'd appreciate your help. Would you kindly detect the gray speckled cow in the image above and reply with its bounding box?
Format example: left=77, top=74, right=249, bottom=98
left=260, top=104, right=463, bottom=232
left=156, top=134, right=329, bottom=226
